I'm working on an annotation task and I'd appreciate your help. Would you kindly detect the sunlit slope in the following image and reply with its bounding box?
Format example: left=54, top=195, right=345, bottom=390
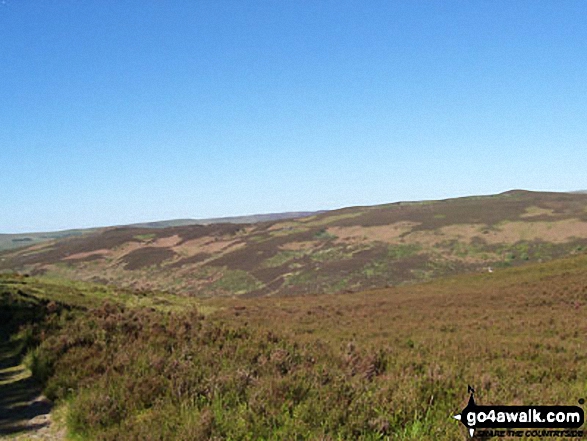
left=0, top=228, right=102, bottom=252
left=2, top=190, right=587, bottom=297
left=3, top=248, right=587, bottom=440
left=0, top=212, right=317, bottom=252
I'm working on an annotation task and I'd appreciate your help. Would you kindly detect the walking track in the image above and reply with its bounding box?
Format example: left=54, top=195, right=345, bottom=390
left=0, top=340, right=62, bottom=440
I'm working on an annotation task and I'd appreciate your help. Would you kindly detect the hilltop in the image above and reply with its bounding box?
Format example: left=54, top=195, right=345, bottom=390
left=2, top=190, right=587, bottom=297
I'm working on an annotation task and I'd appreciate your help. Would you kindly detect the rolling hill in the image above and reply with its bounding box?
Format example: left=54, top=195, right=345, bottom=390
left=2, top=246, right=587, bottom=439
left=0, top=211, right=318, bottom=252
left=2, top=190, right=587, bottom=298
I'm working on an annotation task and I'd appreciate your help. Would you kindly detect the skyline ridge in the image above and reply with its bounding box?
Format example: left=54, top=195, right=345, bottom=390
left=1, top=188, right=584, bottom=235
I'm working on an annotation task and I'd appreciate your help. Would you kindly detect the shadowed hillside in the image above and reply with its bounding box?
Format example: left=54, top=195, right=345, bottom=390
left=2, top=190, right=587, bottom=298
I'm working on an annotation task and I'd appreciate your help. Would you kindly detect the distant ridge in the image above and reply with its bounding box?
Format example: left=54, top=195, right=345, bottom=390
left=0, top=211, right=319, bottom=251
left=127, top=211, right=320, bottom=229
left=0, top=228, right=102, bottom=252
left=3, top=189, right=587, bottom=298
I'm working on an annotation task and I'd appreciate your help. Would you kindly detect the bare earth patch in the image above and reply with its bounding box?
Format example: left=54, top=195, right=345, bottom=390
left=174, top=237, right=245, bottom=256
left=110, top=241, right=144, bottom=259
left=487, top=219, right=587, bottom=243
left=520, top=206, right=556, bottom=218
left=328, top=222, right=419, bottom=244
left=268, top=221, right=302, bottom=231
left=151, top=234, right=182, bottom=248
left=63, top=249, right=109, bottom=261
left=18, top=241, right=56, bottom=254
left=425, top=219, right=587, bottom=245
left=280, top=241, right=319, bottom=251
left=401, top=229, right=449, bottom=249
left=432, top=224, right=487, bottom=243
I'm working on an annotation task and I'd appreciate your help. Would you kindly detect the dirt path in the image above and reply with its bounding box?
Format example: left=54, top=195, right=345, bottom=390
left=0, top=340, right=63, bottom=440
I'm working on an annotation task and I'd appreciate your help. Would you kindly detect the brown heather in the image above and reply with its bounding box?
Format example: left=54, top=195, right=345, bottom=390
left=3, top=190, right=587, bottom=299
left=1, top=252, right=587, bottom=439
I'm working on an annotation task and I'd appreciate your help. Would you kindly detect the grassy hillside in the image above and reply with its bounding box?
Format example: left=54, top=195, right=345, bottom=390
left=2, top=190, right=587, bottom=298
left=2, top=251, right=586, bottom=439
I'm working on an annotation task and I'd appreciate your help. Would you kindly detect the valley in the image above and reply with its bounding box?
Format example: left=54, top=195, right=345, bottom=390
left=2, top=190, right=587, bottom=299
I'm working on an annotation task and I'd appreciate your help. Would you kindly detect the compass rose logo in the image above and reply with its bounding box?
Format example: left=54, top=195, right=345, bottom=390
left=453, top=385, right=477, bottom=437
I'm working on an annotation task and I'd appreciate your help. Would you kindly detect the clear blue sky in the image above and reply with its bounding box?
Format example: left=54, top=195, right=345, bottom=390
left=1, top=1, right=586, bottom=233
